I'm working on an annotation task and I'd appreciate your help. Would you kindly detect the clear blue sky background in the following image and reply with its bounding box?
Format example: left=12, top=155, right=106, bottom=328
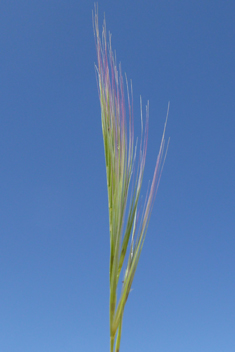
left=0, top=1, right=234, bottom=351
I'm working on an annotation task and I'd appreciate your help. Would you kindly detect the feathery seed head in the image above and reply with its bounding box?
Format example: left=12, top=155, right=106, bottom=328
left=93, top=5, right=169, bottom=352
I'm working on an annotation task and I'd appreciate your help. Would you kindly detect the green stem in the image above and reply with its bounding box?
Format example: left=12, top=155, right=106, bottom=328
left=114, top=314, right=123, bottom=352
left=110, top=335, right=115, bottom=352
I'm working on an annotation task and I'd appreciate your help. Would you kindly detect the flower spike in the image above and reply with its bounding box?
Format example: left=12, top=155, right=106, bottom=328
left=93, top=5, right=169, bottom=352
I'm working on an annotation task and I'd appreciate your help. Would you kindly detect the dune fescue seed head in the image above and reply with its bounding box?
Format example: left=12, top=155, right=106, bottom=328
left=93, top=5, right=169, bottom=352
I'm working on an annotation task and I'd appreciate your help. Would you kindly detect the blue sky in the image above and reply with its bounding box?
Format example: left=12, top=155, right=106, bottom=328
left=0, top=1, right=234, bottom=351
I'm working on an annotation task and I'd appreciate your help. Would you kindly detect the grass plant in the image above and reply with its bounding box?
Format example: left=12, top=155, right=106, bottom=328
left=93, top=5, right=169, bottom=352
